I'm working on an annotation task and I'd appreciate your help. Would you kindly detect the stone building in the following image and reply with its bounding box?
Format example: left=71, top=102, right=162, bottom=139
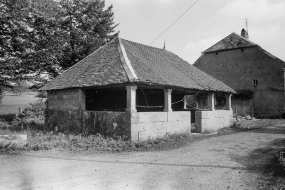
left=194, top=29, right=285, bottom=118
left=41, top=36, right=235, bottom=141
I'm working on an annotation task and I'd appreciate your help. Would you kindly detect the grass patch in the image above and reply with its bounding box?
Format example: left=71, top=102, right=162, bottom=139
left=0, top=123, right=236, bottom=153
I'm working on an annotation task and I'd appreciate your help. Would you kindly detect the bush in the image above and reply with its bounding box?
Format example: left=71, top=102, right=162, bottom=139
left=0, top=120, right=9, bottom=129
left=17, top=98, right=46, bottom=122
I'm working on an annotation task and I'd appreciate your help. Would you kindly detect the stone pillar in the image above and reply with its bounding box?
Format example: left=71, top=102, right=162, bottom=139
left=164, top=89, right=172, bottom=112
left=78, top=89, right=86, bottom=110
left=183, top=95, right=187, bottom=109
left=126, top=86, right=137, bottom=112
left=226, top=93, right=232, bottom=110
left=208, top=93, right=215, bottom=111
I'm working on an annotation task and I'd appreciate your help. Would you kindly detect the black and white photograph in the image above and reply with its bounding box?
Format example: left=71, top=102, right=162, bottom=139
left=1, top=0, right=285, bottom=189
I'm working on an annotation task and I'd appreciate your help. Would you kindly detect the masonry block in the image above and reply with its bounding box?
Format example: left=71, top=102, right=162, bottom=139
left=132, top=123, right=146, bottom=132
left=167, top=111, right=190, bottom=121
left=131, top=113, right=139, bottom=123
left=138, top=112, right=167, bottom=123
left=165, top=120, right=191, bottom=134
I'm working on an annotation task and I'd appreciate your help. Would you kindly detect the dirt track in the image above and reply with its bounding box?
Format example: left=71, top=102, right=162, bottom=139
left=1, top=123, right=285, bottom=190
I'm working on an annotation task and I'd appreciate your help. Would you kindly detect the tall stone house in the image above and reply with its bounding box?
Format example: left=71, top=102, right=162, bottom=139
left=194, top=29, right=285, bottom=118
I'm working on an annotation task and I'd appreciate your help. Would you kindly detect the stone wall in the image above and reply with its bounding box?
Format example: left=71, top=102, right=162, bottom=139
left=130, top=112, right=191, bottom=142
left=47, top=89, right=79, bottom=110
left=195, top=110, right=234, bottom=133
left=195, top=47, right=285, bottom=117
left=46, top=90, right=131, bottom=138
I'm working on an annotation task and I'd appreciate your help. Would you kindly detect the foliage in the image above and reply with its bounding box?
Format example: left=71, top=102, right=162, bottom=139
left=0, top=0, right=118, bottom=91
left=0, top=119, right=9, bottom=129
left=55, top=0, right=118, bottom=68
left=16, top=98, right=46, bottom=123
left=0, top=125, right=236, bottom=152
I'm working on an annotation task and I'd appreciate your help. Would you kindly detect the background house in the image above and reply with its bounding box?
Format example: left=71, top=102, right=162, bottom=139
left=194, top=29, right=285, bottom=118
left=41, top=36, right=235, bottom=141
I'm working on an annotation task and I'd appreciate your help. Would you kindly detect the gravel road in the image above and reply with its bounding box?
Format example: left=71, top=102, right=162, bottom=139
left=1, top=123, right=285, bottom=190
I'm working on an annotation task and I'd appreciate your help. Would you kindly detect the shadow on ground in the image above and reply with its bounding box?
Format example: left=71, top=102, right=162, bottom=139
left=231, top=126, right=285, bottom=189
left=233, top=124, right=285, bottom=135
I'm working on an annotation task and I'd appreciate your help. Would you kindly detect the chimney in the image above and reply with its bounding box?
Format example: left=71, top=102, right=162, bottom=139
left=241, top=28, right=249, bottom=39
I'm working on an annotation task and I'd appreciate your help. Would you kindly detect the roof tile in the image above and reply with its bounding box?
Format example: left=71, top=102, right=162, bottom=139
left=41, top=37, right=235, bottom=93
left=204, top=33, right=256, bottom=53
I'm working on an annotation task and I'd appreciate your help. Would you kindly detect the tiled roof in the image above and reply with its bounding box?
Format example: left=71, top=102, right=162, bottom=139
left=41, top=37, right=235, bottom=93
left=204, top=33, right=257, bottom=53
left=41, top=39, right=129, bottom=90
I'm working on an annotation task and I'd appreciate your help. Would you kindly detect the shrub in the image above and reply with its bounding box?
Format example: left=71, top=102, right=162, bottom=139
left=0, top=120, right=9, bottom=129
left=17, top=98, right=46, bottom=122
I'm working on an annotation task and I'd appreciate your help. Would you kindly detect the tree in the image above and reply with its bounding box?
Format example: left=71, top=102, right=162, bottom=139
left=0, top=0, right=32, bottom=90
left=55, top=0, right=118, bottom=68
left=0, top=0, right=118, bottom=91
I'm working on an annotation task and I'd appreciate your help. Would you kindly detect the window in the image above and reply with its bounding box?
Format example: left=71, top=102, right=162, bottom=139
left=215, top=52, right=218, bottom=55
left=253, top=80, right=258, bottom=86
left=241, top=48, right=244, bottom=52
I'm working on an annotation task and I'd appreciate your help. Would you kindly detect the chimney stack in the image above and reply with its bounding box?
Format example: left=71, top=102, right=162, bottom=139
left=241, top=28, right=249, bottom=39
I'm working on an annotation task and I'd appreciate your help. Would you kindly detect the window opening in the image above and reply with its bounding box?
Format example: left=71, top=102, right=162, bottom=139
left=215, top=93, right=227, bottom=110
left=253, top=80, right=258, bottom=86
left=197, top=93, right=208, bottom=109
left=136, top=89, right=164, bottom=112
left=215, top=52, right=218, bottom=55
left=85, top=88, right=126, bottom=111
left=171, top=91, right=186, bottom=111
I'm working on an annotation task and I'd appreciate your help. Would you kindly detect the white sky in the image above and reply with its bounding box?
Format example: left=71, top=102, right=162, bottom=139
left=105, top=0, right=285, bottom=63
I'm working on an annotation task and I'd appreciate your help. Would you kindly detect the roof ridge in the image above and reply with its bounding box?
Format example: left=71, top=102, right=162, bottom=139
left=202, top=33, right=233, bottom=53
left=117, top=39, right=138, bottom=82
left=232, top=32, right=257, bottom=46
left=120, top=38, right=164, bottom=51
left=203, top=32, right=257, bottom=53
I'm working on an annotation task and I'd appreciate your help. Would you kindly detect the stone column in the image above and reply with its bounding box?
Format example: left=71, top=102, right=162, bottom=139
left=226, top=93, right=232, bottom=110
left=208, top=93, right=215, bottom=111
left=126, top=86, right=137, bottom=112
left=164, top=89, right=172, bottom=112
left=183, top=95, right=187, bottom=109
left=78, top=89, right=86, bottom=110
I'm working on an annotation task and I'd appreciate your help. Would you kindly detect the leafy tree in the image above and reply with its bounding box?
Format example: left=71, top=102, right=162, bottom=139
left=55, top=0, right=118, bottom=68
left=0, top=0, right=118, bottom=91
left=0, top=0, right=32, bottom=91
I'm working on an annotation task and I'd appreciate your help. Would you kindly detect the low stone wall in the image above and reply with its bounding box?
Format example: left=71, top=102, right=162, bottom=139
left=131, top=112, right=191, bottom=142
left=81, top=111, right=130, bottom=138
left=45, top=110, right=131, bottom=139
left=195, top=110, right=234, bottom=133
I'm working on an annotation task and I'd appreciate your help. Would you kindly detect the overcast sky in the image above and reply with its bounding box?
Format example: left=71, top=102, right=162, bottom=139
left=104, top=0, right=285, bottom=64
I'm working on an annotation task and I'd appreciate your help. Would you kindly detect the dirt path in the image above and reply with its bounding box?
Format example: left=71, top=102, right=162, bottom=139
left=1, top=123, right=285, bottom=190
